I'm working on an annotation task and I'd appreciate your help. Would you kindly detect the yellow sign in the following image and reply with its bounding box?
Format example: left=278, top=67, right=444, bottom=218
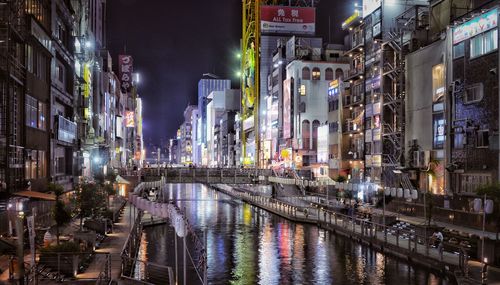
left=342, top=11, right=360, bottom=29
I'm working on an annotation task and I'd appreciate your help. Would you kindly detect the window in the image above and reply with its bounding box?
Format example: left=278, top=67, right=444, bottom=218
left=302, top=67, right=310, bottom=80
left=302, top=120, right=310, bottom=150
left=312, top=120, right=320, bottom=150
left=432, top=64, right=445, bottom=102
left=453, top=42, right=464, bottom=59
left=312, top=67, right=321, bottom=80
left=25, top=95, right=38, bottom=128
left=25, top=150, right=37, bottom=179
left=373, top=141, right=382, bottom=154
left=26, top=95, right=46, bottom=130
left=38, top=101, right=46, bottom=130
left=26, top=45, right=33, bottom=73
left=477, top=130, right=489, bottom=148
left=335, top=68, right=344, bottom=80
left=55, top=60, right=65, bottom=85
left=328, top=99, right=339, bottom=111
left=329, top=122, right=338, bottom=133
left=470, top=29, right=498, bottom=58
left=325, top=68, right=334, bottom=81
left=38, top=150, right=46, bottom=178
left=464, top=83, right=483, bottom=103
left=454, top=128, right=465, bottom=149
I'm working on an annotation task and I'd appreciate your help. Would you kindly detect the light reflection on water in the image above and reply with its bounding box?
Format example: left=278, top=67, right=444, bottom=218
left=142, top=184, right=450, bottom=285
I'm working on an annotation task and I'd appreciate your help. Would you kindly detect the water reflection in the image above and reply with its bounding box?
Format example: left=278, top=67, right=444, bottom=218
left=141, top=184, right=449, bottom=285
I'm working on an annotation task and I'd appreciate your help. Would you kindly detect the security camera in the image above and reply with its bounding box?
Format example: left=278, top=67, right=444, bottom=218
left=490, top=68, right=497, bottom=75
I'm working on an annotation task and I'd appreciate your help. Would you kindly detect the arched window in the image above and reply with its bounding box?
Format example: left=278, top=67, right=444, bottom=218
left=312, top=67, right=321, bottom=80
left=302, top=120, right=310, bottom=150
left=335, top=68, right=344, bottom=80
left=312, top=120, right=320, bottom=150
left=325, top=68, right=334, bottom=81
left=302, top=67, right=310, bottom=80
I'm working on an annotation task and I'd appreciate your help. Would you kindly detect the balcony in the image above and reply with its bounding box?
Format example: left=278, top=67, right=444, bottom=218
left=343, top=120, right=363, bottom=133
left=56, top=115, right=77, bottom=144
left=345, top=66, right=364, bottom=81
left=343, top=94, right=363, bottom=107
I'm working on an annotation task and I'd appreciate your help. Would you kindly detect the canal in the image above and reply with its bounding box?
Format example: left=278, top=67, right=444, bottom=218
left=141, top=183, right=451, bottom=284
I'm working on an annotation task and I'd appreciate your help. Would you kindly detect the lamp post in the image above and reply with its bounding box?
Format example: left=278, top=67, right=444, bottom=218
left=8, top=197, right=29, bottom=285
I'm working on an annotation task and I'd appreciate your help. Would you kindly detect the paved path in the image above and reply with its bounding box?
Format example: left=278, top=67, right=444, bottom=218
left=76, top=203, right=135, bottom=282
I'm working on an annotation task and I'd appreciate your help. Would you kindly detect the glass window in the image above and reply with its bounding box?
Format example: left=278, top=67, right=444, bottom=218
left=312, top=67, right=321, bottom=80
left=38, top=150, right=46, bottom=178
left=464, top=83, right=483, bottom=103
left=325, top=68, right=334, bottom=81
left=432, top=64, right=445, bottom=101
left=470, top=29, right=498, bottom=58
left=453, top=42, right=464, bottom=59
left=302, top=67, right=310, bottom=80
left=25, top=95, right=38, bottom=128
left=477, top=130, right=489, bottom=148
left=38, top=101, right=46, bottom=130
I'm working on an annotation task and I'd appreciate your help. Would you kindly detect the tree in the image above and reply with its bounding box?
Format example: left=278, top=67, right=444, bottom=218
left=476, top=183, right=500, bottom=240
left=48, top=183, right=71, bottom=245
left=75, top=183, right=106, bottom=230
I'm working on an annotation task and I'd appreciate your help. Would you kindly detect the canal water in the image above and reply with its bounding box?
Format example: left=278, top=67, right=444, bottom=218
left=142, top=184, right=451, bottom=285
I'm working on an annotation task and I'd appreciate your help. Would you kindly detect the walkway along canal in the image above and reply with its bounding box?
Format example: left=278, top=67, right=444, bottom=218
left=211, top=183, right=500, bottom=284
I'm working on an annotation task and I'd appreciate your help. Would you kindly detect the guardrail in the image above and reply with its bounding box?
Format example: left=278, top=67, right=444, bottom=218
left=211, top=184, right=469, bottom=275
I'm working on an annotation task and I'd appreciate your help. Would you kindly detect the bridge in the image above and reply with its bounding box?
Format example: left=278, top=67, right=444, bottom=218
left=138, top=167, right=338, bottom=187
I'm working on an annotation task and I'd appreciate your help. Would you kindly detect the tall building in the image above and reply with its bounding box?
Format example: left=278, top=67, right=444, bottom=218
left=196, top=73, right=230, bottom=165
left=241, top=2, right=318, bottom=167
left=180, top=105, right=197, bottom=165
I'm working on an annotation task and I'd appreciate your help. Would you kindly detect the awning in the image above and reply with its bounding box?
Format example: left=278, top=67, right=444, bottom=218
left=116, top=175, right=131, bottom=185
left=13, top=191, right=56, bottom=201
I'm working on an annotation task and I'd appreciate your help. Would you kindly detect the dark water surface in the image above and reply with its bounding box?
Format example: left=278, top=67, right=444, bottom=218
left=141, top=184, right=451, bottom=285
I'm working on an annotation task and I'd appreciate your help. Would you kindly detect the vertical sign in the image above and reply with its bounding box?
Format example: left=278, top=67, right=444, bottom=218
left=283, top=78, right=292, bottom=139
left=119, top=55, right=133, bottom=92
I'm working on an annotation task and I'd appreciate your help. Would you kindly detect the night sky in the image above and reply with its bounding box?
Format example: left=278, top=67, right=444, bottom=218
left=107, top=0, right=352, bottom=147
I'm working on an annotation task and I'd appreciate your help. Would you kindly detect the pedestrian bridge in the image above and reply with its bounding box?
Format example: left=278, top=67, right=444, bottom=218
left=139, top=167, right=337, bottom=187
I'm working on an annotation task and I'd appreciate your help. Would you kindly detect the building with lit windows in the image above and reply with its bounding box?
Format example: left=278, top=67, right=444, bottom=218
left=284, top=57, right=349, bottom=175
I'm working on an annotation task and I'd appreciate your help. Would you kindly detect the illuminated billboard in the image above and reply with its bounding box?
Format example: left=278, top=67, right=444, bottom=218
left=261, top=6, right=315, bottom=35
left=119, top=55, right=133, bottom=92
left=453, top=8, right=498, bottom=44
left=283, top=78, right=292, bottom=139
left=125, top=111, right=135, bottom=128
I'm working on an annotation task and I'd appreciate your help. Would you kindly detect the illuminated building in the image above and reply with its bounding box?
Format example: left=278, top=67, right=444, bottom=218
left=241, top=1, right=320, bottom=167
left=180, top=105, right=197, bottom=165
left=196, top=74, right=231, bottom=165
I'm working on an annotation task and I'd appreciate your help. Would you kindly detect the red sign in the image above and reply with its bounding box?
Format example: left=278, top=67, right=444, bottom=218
left=261, top=6, right=315, bottom=35
left=119, top=55, right=133, bottom=92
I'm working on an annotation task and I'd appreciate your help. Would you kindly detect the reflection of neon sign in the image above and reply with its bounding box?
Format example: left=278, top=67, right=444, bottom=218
left=453, top=8, right=498, bottom=44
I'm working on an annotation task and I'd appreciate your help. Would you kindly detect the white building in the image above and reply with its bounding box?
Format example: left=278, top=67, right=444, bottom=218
left=285, top=59, right=349, bottom=172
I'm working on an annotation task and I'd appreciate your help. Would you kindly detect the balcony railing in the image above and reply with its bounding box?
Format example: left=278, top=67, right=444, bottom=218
left=57, top=115, right=77, bottom=144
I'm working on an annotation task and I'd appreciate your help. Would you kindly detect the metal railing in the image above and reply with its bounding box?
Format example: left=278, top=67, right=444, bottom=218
left=212, top=184, right=470, bottom=273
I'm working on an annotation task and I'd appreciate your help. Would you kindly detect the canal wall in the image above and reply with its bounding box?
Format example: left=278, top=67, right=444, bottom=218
left=210, top=184, right=462, bottom=281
